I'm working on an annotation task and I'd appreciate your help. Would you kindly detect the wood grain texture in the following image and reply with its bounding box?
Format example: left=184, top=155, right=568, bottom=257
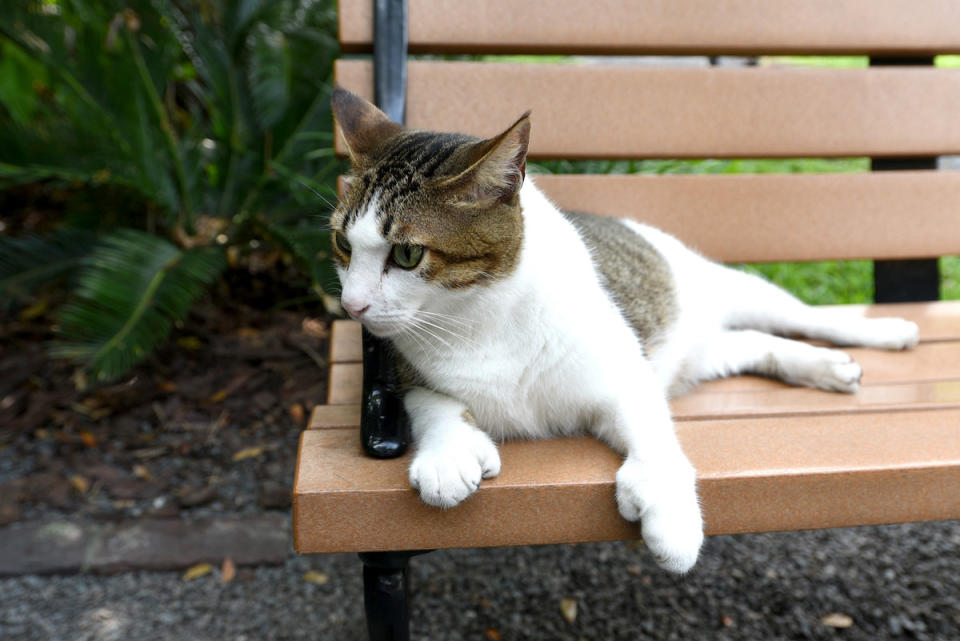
left=335, top=61, right=960, bottom=159
left=293, top=408, right=960, bottom=552
left=339, top=0, right=960, bottom=55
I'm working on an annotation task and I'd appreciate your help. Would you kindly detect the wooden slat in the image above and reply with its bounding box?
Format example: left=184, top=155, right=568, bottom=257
left=323, top=303, right=960, bottom=366
left=533, top=172, right=960, bottom=262
left=327, top=363, right=362, bottom=405
left=340, top=0, right=960, bottom=56
left=312, top=377, right=960, bottom=427
left=330, top=320, right=362, bottom=364
left=293, top=408, right=960, bottom=552
left=672, top=380, right=960, bottom=420
left=336, top=172, right=960, bottom=262
left=336, top=60, right=960, bottom=159
left=310, top=404, right=362, bottom=429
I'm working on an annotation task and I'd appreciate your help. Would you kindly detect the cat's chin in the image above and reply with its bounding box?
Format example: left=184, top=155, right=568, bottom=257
left=358, top=319, right=404, bottom=339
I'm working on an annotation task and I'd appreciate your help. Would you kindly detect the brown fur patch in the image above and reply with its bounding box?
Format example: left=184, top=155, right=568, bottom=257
left=330, top=112, right=527, bottom=287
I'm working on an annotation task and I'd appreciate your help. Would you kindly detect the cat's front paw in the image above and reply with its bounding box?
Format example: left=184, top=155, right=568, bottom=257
left=409, top=430, right=500, bottom=509
left=616, top=458, right=703, bottom=574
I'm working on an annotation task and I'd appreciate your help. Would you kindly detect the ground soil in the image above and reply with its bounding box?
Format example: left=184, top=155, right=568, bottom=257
left=0, top=272, right=332, bottom=526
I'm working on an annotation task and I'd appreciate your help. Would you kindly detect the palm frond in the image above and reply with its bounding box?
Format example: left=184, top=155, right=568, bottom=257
left=53, top=230, right=226, bottom=382
left=0, top=228, right=95, bottom=309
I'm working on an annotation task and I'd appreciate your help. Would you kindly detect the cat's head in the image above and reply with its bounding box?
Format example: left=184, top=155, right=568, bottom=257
left=329, top=87, right=530, bottom=338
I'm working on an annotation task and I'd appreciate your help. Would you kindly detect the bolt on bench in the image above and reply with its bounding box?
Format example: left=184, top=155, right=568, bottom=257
left=294, top=1, right=960, bottom=639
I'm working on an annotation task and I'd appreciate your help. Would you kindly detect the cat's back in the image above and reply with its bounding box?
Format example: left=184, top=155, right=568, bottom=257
left=560, top=211, right=678, bottom=349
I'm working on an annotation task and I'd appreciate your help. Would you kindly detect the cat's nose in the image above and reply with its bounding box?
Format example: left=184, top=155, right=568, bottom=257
left=342, top=300, right=370, bottom=319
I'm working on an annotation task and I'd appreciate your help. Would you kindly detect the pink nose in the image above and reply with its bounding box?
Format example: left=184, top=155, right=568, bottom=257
left=342, top=300, right=370, bottom=319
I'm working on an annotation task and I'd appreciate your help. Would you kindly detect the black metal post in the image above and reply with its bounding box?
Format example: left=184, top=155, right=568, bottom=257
left=359, top=4, right=425, bottom=641
left=359, top=551, right=429, bottom=641
left=360, top=0, right=411, bottom=459
left=869, top=57, right=941, bottom=303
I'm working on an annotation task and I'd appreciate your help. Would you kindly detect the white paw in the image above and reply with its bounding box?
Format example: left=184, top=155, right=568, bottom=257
left=409, top=431, right=500, bottom=509
left=616, top=459, right=703, bottom=574
left=860, top=318, right=919, bottom=350
left=812, top=349, right=862, bottom=394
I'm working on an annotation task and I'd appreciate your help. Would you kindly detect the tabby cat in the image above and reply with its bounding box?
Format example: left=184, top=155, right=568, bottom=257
left=329, top=87, right=918, bottom=574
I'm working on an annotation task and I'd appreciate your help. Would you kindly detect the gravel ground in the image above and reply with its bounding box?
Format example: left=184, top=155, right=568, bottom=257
left=2, top=520, right=957, bottom=641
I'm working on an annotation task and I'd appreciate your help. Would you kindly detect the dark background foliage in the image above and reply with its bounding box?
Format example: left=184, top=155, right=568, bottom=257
left=0, top=0, right=342, bottom=382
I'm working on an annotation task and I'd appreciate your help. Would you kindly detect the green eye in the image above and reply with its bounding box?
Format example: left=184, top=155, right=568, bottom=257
left=333, top=231, right=351, bottom=255
left=391, top=244, right=424, bottom=270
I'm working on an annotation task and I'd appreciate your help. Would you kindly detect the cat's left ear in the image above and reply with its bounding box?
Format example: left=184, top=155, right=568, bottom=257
left=439, top=112, right=531, bottom=205
left=331, top=86, right=404, bottom=170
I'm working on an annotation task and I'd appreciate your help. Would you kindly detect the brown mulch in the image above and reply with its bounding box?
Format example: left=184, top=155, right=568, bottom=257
left=0, top=281, right=333, bottom=527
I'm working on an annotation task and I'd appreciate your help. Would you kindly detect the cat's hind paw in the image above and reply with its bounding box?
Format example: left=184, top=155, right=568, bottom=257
left=409, top=431, right=500, bottom=509
left=616, top=458, right=704, bottom=574
left=858, top=317, right=919, bottom=350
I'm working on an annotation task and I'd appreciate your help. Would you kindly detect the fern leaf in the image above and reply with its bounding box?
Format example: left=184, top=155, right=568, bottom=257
left=0, top=228, right=95, bottom=309
left=53, top=230, right=225, bottom=382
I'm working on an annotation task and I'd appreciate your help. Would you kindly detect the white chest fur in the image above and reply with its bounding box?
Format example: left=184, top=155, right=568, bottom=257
left=392, top=181, right=647, bottom=441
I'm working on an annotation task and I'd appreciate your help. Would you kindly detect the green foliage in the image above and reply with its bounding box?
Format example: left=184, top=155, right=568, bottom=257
left=0, top=0, right=341, bottom=382
left=53, top=230, right=226, bottom=382
left=0, top=228, right=95, bottom=309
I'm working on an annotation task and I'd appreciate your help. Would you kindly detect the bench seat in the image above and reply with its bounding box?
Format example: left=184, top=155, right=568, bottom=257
left=293, top=301, right=960, bottom=554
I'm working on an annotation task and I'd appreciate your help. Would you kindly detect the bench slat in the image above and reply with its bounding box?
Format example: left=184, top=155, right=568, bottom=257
left=293, top=408, right=960, bottom=552
left=336, top=172, right=960, bottom=263
left=336, top=60, right=960, bottom=159
left=533, top=172, right=960, bottom=262
left=316, top=377, right=960, bottom=426
left=340, top=0, right=960, bottom=56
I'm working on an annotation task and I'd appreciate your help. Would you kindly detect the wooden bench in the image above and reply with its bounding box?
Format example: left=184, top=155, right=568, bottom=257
left=294, top=2, right=960, bottom=639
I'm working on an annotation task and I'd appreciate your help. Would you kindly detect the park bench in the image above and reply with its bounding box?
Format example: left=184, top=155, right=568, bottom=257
left=293, top=1, right=960, bottom=639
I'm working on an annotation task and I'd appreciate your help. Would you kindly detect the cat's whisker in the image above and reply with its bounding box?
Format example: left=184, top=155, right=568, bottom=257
left=408, top=317, right=455, bottom=350
left=412, top=313, right=479, bottom=347
left=413, top=309, right=478, bottom=330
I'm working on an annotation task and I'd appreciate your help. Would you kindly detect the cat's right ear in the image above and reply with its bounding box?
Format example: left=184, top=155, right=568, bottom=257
left=331, top=87, right=404, bottom=170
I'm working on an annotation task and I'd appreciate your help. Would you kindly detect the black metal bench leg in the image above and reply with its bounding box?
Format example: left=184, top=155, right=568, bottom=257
left=359, top=551, right=428, bottom=641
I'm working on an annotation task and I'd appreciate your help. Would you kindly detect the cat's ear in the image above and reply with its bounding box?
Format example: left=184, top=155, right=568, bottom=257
left=440, top=111, right=531, bottom=205
left=331, top=87, right=404, bottom=170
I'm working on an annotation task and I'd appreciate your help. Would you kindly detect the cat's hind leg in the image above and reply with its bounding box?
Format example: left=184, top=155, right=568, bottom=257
left=720, top=269, right=919, bottom=350
left=681, top=329, right=863, bottom=393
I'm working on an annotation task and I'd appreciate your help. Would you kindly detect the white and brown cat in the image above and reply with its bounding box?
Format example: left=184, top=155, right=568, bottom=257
left=329, top=87, right=919, bottom=574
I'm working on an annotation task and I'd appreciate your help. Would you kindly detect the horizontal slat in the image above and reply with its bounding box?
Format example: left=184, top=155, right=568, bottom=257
left=293, top=408, right=960, bottom=552
left=535, top=172, right=960, bottom=262
left=337, top=171, right=960, bottom=261
left=323, top=303, right=960, bottom=365
left=330, top=320, right=362, bottom=364
left=671, top=379, right=960, bottom=420
left=327, top=363, right=362, bottom=405
left=340, top=0, right=960, bottom=55
left=336, top=60, right=960, bottom=159
left=314, top=377, right=960, bottom=427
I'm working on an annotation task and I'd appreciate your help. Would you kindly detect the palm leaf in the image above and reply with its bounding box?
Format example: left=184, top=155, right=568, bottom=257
left=0, top=228, right=95, bottom=309
left=53, top=229, right=226, bottom=382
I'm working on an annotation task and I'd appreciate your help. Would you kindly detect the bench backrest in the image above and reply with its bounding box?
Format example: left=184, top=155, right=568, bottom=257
left=335, top=0, right=960, bottom=296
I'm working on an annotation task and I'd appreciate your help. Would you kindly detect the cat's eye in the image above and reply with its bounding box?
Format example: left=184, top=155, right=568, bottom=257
left=333, top=231, right=352, bottom=255
left=392, top=244, right=424, bottom=270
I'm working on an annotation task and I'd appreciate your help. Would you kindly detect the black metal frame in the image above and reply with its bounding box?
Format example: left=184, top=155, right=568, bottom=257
left=359, top=2, right=425, bottom=641
left=869, top=56, right=941, bottom=303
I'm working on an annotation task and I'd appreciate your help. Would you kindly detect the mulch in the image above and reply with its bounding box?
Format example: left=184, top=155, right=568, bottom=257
left=0, top=282, right=332, bottom=530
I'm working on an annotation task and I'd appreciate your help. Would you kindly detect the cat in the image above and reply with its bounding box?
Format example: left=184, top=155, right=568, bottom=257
left=328, top=87, right=919, bottom=574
